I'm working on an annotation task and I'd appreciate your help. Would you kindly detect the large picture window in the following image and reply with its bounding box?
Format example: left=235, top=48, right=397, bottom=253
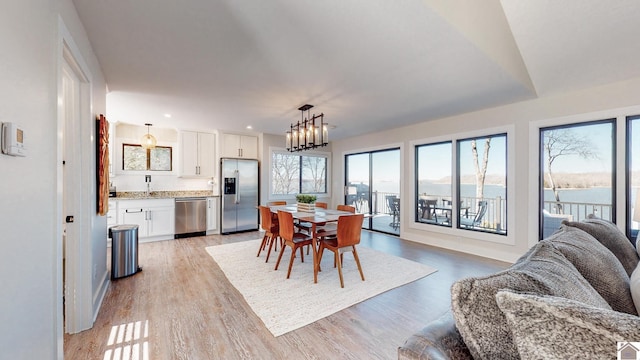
left=415, top=142, right=452, bottom=226
left=457, top=134, right=507, bottom=234
left=271, top=151, right=328, bottom=195
left=539, top=120, right=615, bottom=240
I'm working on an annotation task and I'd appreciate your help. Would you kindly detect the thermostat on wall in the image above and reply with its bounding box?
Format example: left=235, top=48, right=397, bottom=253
left=1, top=122, right=27, bottom=157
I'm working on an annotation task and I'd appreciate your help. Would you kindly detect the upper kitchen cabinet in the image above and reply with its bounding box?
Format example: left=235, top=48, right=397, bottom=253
left=221, top=133, right=258, bottom=159
left=180, top=131, right=215, bottom=177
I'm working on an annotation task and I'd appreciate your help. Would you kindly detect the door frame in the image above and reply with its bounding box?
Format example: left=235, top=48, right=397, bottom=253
left=344, top=146, right=402, bottom=235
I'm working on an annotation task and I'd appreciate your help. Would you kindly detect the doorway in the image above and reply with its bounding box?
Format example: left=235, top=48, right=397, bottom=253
left=345, top=148, right=401, bottom=235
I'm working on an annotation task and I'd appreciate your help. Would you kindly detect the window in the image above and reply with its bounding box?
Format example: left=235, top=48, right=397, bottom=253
left=415, top=142, right=452, bottom=226
left=628, top=115, right=640, bottom=240
left=271, top=151, right=328, bottom=195
left=539, top=120, right=615, bottom=240
left=122, top=144, right=172, bottom=171
left=457, top=134, right=507, bottom=234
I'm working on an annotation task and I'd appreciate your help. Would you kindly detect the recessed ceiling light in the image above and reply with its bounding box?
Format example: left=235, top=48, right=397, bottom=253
left=246, top=125, right=253, bottom=129
left=164, top=113, right=172, bottom=118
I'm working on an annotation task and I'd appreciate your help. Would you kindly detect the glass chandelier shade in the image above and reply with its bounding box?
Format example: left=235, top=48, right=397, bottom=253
left=140, top=123, right=157, bottom=149
left=286, top=104, right=329, bottom=152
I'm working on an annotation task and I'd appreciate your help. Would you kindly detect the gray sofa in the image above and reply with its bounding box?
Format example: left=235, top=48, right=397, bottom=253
left=398, top=217, right=640, bottom=359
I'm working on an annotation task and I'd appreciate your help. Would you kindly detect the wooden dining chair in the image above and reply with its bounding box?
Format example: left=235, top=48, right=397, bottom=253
left=267, top=201, right=287, bottom=206
left=316, top=201, right=328, bottom=209
left=258, top=206, right=282, bottom=262
left=275, top=210, right=313, bottom=279
left=317, top=214, right=365, bottom=288
left=336, top=204, right=356, bottom=213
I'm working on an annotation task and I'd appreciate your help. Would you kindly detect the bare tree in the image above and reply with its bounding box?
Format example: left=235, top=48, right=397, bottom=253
left=471, top=138, right=491, bottom=201
left=302, top=156, right=326, bottom=193
left=272, top=153, right=299, bottom=194
left=543, top=129, right=597, bottom=213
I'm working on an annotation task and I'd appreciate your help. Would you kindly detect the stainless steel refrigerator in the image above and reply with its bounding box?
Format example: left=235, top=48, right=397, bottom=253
left=220, top=158, right=259, bottom=234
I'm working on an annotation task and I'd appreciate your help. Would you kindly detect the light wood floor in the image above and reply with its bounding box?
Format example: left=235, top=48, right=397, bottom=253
left=64, top=231, right=509, bottom=360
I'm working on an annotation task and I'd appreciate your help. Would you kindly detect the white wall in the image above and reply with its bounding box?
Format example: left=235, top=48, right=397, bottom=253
left=331, top=76, right=640, bottom=263
left=0, top=1, right=106, bottom=358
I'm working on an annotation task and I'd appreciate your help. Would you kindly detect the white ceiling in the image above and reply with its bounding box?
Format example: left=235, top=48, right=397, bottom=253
left=72, top=0, right=640, bottom=140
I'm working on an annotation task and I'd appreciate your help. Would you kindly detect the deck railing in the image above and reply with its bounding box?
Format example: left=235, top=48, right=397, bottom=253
left=543, top=200, right=612, bottom=222
left=347, top=191, right=611, bottom=233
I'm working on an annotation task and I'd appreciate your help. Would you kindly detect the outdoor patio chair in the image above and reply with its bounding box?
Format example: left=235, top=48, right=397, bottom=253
left=386, top=196, right=400, bottom=229
left=460, top=200, right=488, bottom=228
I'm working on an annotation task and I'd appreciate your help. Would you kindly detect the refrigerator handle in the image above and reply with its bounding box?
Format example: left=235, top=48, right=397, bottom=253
left=235, top=169, right=240, bottom=204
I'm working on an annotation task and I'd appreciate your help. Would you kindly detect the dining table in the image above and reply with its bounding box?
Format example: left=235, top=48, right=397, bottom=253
left=268, top=205, right=361, bottom=283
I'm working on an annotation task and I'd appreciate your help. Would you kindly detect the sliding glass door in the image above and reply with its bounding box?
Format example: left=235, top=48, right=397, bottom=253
left=345, top=148, right=400, bottom=235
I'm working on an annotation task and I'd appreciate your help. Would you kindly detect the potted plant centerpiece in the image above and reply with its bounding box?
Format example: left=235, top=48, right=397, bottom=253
left=296, top=194, right=317, bottom=212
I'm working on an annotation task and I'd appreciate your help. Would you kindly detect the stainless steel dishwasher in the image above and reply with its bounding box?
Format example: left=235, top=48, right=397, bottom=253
left=175, top=197, right=207, bottom=238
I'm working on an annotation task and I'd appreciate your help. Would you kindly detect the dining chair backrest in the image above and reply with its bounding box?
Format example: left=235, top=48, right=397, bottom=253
left=277, top=210, right=295, bottom=241
left=337, top=204, right=356, bottom=213
left=316, top=202, right=328, bottom=209
left=259, top=206, right=274, bottom=231
left=337, top=214, right=364, bottom=247
left=268, top=201, right=287, bottom=206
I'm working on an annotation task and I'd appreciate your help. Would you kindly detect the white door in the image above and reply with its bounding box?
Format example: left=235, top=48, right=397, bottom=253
left=180, top=131, right=199, bottom=176
left=61, top=49, right=93, bottom=334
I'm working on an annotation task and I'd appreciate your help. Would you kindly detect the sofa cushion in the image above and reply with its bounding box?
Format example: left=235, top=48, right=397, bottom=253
left=562, top=217, right=638, bottom=276
left=545, top=225, right=636, bottom=315
left=450, top=241, right=611, bottom=360
left=495, top=290, right=640, bottom=359
left=630, top=263, right=640, bottom=315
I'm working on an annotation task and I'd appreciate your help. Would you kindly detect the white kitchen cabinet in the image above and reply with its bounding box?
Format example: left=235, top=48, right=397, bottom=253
left=180, top=131, right=215, bottom=177
left=117, top=199, right=175, bottom=241
left=221, top=133, right=258, bottom=159
left=107, top=200, right=118, bottom=226
left=206, top=197, right=219, bottom=234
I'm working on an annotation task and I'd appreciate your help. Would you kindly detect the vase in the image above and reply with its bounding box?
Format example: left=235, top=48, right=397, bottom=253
left=297, top=203, right=316, bottom=212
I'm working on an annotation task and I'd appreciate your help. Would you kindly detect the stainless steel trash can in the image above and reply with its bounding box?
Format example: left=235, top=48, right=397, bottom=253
left=109, top=224, right=141, bottom=279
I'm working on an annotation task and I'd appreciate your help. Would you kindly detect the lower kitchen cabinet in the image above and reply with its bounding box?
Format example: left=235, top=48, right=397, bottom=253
left=117, top=198, right=175, bottom=241
left=206, top=197, right=219, bottom=234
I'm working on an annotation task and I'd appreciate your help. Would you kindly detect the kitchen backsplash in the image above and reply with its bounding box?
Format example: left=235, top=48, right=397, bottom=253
left=110, top=174, right=218, bottom=195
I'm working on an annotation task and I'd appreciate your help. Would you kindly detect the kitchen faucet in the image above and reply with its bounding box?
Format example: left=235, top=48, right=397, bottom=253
left=145, top=175, right=151, bottom=196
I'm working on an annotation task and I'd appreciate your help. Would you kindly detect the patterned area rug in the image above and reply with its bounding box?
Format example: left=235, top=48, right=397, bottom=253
left=205, top=239, right=437, bottom=336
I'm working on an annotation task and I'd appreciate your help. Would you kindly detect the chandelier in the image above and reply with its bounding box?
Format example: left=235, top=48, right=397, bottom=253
left=286, top=104, right=328, bottom=152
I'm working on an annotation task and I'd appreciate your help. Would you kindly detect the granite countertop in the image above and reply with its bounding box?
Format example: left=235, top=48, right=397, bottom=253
left=113, top=190, right=218, bottom=200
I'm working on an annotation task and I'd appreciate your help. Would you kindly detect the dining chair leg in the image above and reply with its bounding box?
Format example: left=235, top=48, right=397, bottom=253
left=257, top=233, right=269, bottom=257
left=286, top=248, right=296, bottom=279
left=265, top=234, right=277, bottom=263
left=274, top=245, right=286, bottom=271
left=299, top=246, right=305, bottom=263
left=335, top=250, right=345, bottom=288
left=352, top=246, right=365, bottom=281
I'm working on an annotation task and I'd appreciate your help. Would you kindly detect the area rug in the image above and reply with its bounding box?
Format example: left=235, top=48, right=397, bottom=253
left=205, top=239, right=437, bottom=336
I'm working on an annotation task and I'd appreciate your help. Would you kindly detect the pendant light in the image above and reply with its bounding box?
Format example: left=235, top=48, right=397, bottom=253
left=140, top=123, right=157, bottom=150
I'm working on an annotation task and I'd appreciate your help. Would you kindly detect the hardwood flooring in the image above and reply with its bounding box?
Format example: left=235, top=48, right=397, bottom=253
left=64, top=231, right=509, bottom=360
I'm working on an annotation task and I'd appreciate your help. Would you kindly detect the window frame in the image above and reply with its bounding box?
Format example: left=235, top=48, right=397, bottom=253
left=538, top=119, right=616, bottom=240
left=414, top=140, right=453, bottom=227
left=410, top=126, right=514, bottom=245
left=122, top=143, right=173, bottom=171
left=455, top=133, right=508, bottom=236
left=269, top=148, right=331, bottom=200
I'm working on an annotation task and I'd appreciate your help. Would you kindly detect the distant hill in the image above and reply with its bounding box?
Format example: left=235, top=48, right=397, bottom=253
left=423, top=172, right=629, bottom=188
